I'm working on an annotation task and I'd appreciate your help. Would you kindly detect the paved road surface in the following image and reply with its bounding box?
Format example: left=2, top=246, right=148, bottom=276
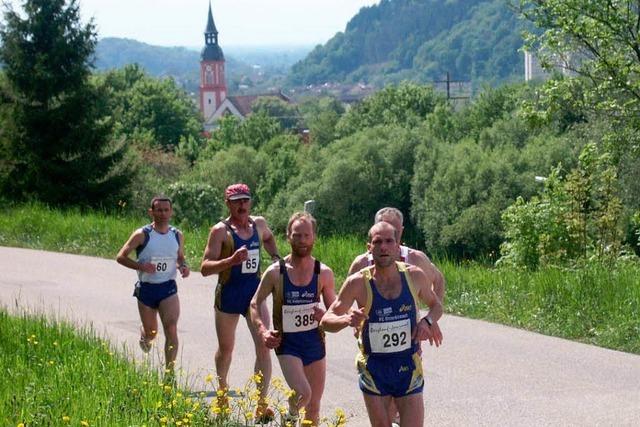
left=1, top=246, right=639, bottom=426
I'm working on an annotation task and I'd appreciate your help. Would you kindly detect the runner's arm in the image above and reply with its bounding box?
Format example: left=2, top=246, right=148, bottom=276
left=116, top=230, right=153, bottom=273
left=200, top=225, right=244, bottom=276
left=255, top=216, right=280, bottom=261
left=410, top=268, right=443, bottom=346
left=411, top=250, right=445, bottom=302
left=250, top=265, right=281, bottom=348
left=320, top=275, right=367, bottom=333
left=177, top=231, right=190, bottom=278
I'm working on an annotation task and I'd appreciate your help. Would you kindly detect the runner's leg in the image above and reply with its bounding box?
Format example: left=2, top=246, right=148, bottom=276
left=158, top=293, right=180, bottom=369
left=303, top=357, right=326, bottom=425
left=138, top=301, right=159, bottom=344
left=395, top=392, right=424, bottom=427
left=215, top=309, right=240, bottom=391
left=362, top=394, right=393, bottom=427
left=278, top=354, right=312, bottom=415
left=246, top=301, right=272, bottom=400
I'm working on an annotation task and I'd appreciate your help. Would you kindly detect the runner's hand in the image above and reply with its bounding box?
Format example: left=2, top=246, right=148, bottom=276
left=179, top=265, right=190, bottom=278
left=139, top=262, right=156, bottom=274
left=262, top=329, right=281, bottom=349
left=347, top=307, right=368, bottom=328
left=414, top=318, right=443, bottom=347
left=313, top=304, right=326, bottom=322
left=230, top=246, right=249, bottom=265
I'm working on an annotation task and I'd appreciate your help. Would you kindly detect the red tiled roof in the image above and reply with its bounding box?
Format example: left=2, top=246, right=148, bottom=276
left=227, top=92, right=291, bottom=117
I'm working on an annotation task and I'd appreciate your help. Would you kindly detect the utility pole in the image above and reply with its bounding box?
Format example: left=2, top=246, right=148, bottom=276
left=433, top=72, right=470, bottom=101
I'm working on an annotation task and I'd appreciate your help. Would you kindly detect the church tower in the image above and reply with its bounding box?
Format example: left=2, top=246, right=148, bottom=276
left=199, top=1, right=226, bottom=121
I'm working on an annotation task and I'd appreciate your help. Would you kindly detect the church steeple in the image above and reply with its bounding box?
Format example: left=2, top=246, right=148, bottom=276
left=199, top=1, right=226, bottom=122
left=201, top=1, right=224, bottom=61
left=205, top=1, right=218, bottom=45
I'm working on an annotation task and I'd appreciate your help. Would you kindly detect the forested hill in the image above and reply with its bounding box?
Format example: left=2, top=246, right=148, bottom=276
left=287, top=0, right=527, bottom=87
left=94, top=37, right=252, bottom=92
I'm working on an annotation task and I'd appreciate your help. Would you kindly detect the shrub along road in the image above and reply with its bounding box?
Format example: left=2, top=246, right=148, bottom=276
left=0, top=246, right=638, bottom=426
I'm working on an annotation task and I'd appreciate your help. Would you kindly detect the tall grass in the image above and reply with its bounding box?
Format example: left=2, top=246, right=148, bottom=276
left=0, top=309, right=211, bottom=426
left=1, top=202, right=639, bottom=354
left=441, top=260, right=640, bottom=353
left=1, top=309, right=349, bottom=426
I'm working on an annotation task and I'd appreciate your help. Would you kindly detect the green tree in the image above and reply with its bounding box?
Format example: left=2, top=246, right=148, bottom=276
left=0, top=0, right=131, bottom=206
left=97, top=64, right=203, bottom=150
left=251, top=96, right=301, bottom=130
left=519, top=0, right=640, bottom=154
left=335, top=83, right=444, bottom=138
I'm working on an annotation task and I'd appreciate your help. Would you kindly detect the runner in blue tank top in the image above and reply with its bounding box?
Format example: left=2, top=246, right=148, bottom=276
left=321, top=222, right=443, bottom=427
left=117, top=196, right=190, bottom=373
left=250, top=212, right=336, bottom=426
left=348, top=206, right=446, bottom=425
left=200, top=183, right=280, bottom=421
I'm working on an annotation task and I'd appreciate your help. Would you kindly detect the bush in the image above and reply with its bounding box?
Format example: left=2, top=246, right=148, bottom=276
left=167, top=182, right=221, bottom=228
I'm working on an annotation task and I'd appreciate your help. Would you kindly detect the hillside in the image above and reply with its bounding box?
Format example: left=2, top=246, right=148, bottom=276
left=94, top=38, right=304, bottom=93
left=287, top=0, right=528, bottom=87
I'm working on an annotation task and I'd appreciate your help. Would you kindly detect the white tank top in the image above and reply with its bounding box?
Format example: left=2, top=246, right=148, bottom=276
left=136, top=225, right=180, bottom=283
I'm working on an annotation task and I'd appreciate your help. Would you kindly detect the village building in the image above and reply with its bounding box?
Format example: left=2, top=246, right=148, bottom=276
left=199, top=2, right=291, bottom=130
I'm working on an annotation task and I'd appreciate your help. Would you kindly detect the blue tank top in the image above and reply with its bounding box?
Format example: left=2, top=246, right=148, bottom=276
left=276, top=259, right=322, bottom=333
left=359, top=262, right=419, bottom=358
left=220, top=218, right=261, bottom=288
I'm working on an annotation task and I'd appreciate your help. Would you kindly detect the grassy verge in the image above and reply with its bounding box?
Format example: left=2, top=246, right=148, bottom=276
left=442, top=261, right=640, bottom=353
left=0, top=309, right=212, bottom=426
left=1, top=309, right=348, bottom=426
left=1, top=202, right=639, bottom=354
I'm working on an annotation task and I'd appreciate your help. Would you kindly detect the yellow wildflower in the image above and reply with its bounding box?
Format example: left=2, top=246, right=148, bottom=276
left=17, top=423, right=25, bottom=427
left=62, top=415, right=70, bottom=422
left=205, top=374, right=214, bottom=383
left=160, top=417, right=168, bottom=424
left=302, top=420, right=313, bottom=425
left=80, top=421, right=90, bottom=427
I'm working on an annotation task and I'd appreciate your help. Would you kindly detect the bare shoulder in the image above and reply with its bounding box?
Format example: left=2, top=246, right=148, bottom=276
left=251, top=215, right=267, bottom=227
left=348, top=252, right=369, bottom=275
left=406, top=265, right=429, bottom=285
left=251, top=215, right=272, bottom=235
left=407, top=247, right=432, bottom=263
left=263, top=261, right=281, bottom=281
left=319, top=261, right=334, bottom=275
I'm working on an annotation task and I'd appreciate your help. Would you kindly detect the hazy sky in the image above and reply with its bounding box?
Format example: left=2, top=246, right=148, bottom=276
left=65, top=0, right=379, bottom=47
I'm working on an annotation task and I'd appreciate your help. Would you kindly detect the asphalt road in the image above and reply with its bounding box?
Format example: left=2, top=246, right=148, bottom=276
left=1, top=246, right=639, bottom=426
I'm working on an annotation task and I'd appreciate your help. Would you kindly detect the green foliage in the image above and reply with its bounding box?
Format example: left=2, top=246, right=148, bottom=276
left=298, top=96, right=345, bottom=146
left=204, top=112, right=282, bottom=153
left=0, top=0, right=132, bottom=207
left=126, top=147, right=190, bottom=213
left=94, top=37, right=257, bottom=94
left=265, top=125, right=420, bottom=235
left=1, top=311, right=213, bottom=426
left=251, top=96, right=301, bottom=130
left=336, top=83, right=443, bottom=137
left=443, top=260, right=640, bottom=354
left=189, top=144, right=266, bottom=204
left=97, top=64, right=204, bottom=150
left=412, top=85, right=577, bottom=258
left=499, top=143, right=627, bottom=269
left=288, top=0, right=526, bottom=87
left=519, top=0, right=640, bottom=154
left=167, top=181, right=221, bottom=228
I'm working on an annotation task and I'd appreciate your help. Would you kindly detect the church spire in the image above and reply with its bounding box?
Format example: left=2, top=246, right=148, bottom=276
left=205, top=1, right=218, bottom=45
